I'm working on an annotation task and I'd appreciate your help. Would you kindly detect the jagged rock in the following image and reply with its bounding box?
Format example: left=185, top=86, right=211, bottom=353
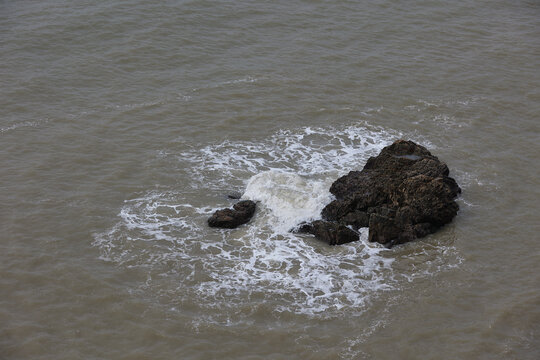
left=208, top=200, right=256, bottom=229
left=296, top=220, right=359, bottom=246
left=319, top=140, right=460, bottom=248
left=368, top=213, right=403, bottom=247
left=340, top=211, right=370, bottom=229
left=291, top=221, right=315, bottom=234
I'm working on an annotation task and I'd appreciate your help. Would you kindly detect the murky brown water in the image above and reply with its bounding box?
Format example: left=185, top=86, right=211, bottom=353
left=1, top=1, right=539, bottom=359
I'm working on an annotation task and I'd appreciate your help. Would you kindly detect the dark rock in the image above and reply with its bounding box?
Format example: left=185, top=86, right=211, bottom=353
left=340, top=211, right=370, bottom=229
left=321, top=196, right=357, bottom=221
left=227, top=191, right=243, bottom=200
left=290, top=221, right=315, bottom=234
left=208, top=200, right=256, bottom=229
left=320, top=140, right=460, bottom=247
left=304, top=220, right=359, bottom=246
left=368, top=213, right=402, bottom=247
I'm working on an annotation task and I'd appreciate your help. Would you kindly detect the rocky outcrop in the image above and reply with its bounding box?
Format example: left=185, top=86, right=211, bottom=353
left=208, top=200, right=256, bottom=229
left=310, top=140, right=461, bottom=247
left=294, top=220, right=360, bottom=245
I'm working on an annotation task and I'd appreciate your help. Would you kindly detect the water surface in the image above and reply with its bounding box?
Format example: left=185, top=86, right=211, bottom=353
left=1, top=1, right=539, bottom=359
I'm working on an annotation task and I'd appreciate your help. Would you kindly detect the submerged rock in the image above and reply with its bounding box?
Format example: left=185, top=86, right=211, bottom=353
left=227, top=191, right=243, bottom=200
left=309, top=140, right=461, bottom=247
left=208, top=200, right=256, bottom=229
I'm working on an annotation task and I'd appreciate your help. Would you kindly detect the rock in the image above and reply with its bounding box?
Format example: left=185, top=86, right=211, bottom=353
left=290, top=221, right=315, bottom=234
left=368, top=213, right=403, bottom=247
left=227, top=191, right=243, bottom=199
left=208, top=200, right=256, bottom=229
left=298, top=220, right=359, bottom=245
left=320, top=140, right=460, bottom=248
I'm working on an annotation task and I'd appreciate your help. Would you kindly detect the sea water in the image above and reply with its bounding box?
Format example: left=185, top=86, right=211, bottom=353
left=1, top=1, right=539, bottom=359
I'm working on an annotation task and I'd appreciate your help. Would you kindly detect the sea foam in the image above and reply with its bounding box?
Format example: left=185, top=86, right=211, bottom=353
left=243, top=170, right=332, bottom=233
left=93, top=123, right=461, bottom=319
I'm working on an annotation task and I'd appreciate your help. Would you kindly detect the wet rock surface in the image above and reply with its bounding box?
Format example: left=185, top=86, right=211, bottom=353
left=208, top=200, right=256, bottom=229
left=311, top=140, right=461, bottom=247
left=227, top=191, right=243, bottom=200
left=293, top=220, right=359, bottom=245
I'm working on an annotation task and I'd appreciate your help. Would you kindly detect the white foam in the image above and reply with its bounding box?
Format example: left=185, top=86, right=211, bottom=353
left=404, top=96, right=484, bottom=131
left=243, top=170, right=332, bottom=233
left=177, top=122, right=407, bottom=190
left=93, top=122, right=462, bottom=319
left=1, top=119, right=49, bottom=133
left=191, top=228, right=395, bottom=316
left=191, top=76, right=261, bottom=92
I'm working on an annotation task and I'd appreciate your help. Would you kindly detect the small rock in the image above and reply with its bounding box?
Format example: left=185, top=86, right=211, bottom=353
left=227, top=191, right=243, bottom=200
left=208, top=200, right=256, bottom=229
left=299, top=220, right=359, bottom=246
left=290, top=222, right=314, bottom=234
